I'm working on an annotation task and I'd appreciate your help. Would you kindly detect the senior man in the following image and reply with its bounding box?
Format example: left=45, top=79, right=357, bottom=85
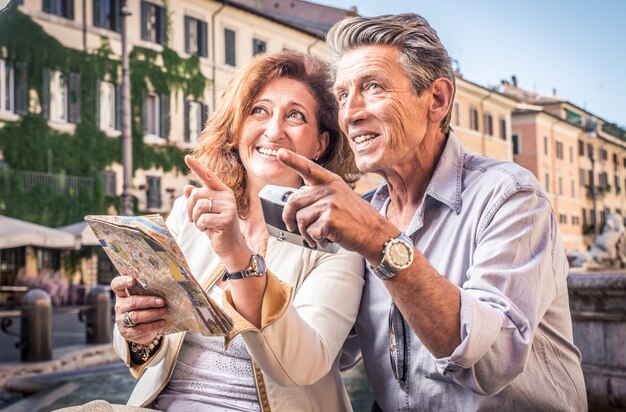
left=277, top=13, right=586, bottom=411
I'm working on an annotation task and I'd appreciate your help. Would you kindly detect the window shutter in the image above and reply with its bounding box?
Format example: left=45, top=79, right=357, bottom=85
left=43, top=0, right=52, bottom=13
left=114, top=83, right=121, bottom=130
left=66, top=0, right=74, bottom=20
left=68, top=72, right=80, bottom=123
left=42, top=69, right=51, bottom=119
left=14, top=62, right=28, bottom=115
left=140, top=1, right=149, bottom=41
left=184, top=100, right=190, bottom=142
left=200, top=103, right=208, bottom=130
left=199, top=21, right=208, bottom=57
left=158, top=5, right=167, bottom=45
left=184, top=16, right=191, bottom=53
left=159, top=93, right=170, bottom=138
left=93, top=0, right=101, bottom=27
left=112, top=0, right=121, bottom=32
left=141, top=90, right=147, bottom=133
left=95, top=79, right=101, bottom=129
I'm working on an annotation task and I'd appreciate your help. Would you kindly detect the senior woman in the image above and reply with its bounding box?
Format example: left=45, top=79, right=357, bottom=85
left=110, top=51, right=364, bottom=411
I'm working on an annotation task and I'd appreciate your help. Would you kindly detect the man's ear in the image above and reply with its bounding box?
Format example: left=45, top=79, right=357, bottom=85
left=316, top=131, right=330, bottom=160
left=428, top=78, right=454, bottom=124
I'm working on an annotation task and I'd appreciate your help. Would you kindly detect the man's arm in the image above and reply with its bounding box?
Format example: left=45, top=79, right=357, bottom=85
left=277, top=149, right=461, bottom=358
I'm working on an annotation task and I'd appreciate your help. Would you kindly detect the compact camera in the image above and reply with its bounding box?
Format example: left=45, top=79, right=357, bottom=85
left=259, top=185, right=339, bottom=254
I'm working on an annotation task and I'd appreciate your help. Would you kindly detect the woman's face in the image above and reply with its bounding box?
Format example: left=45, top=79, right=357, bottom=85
left=239, top=77, right=328, bottom=189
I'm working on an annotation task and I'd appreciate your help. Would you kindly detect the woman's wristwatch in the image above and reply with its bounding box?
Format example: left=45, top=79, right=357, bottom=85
left=222, top=254, right=267, bottom=281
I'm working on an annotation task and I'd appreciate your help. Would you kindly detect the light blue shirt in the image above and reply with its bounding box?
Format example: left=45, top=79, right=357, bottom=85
left=350, top=132, right=587, bottom=411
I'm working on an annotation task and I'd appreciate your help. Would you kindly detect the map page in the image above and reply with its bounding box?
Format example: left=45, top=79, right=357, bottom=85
left=85, top=214, right=233, bottom=336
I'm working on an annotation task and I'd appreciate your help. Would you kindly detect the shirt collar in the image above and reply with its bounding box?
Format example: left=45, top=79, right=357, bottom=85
left=370, top=131, right=464, bottom=215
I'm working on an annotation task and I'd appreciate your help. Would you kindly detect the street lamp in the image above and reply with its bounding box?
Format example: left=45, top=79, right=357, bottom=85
left=120, top=0, right=133, bottom=216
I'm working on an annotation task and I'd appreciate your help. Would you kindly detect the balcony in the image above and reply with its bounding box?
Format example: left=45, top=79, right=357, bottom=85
left=0, top=170, right=94, bottom=197
left=601, top=123, right=626, bottom=141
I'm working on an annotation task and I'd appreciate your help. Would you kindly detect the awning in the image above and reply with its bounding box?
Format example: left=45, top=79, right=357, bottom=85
left=57, top=221, right=100, bottom=246
left=0, top=215, right=78, bottom=249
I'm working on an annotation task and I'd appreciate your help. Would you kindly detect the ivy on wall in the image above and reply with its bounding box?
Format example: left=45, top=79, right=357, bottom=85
left=0, top=7, right=209, bottom=226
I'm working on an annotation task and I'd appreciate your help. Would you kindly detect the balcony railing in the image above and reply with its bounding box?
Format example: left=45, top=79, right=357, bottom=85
left=601, top=123, right=626, bottom=140
left=0, top=170, right=94, bottom=197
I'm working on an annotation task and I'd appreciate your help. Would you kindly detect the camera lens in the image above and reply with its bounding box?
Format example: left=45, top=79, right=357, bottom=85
left=281, top=191, right=294, bottom=202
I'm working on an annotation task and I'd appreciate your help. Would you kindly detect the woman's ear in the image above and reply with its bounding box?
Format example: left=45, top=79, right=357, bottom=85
left=316, top=131, right=330, bottom=161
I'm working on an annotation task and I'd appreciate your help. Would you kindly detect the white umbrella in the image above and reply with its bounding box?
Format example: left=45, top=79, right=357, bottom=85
left=57, top=221, right=101, bottom=247
left=0, top=215, right=78, bottom=249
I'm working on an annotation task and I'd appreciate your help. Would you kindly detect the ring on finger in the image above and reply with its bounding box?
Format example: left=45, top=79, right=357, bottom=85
left=208, top=197, right=213, bottom=214
left=122, top=311, right=136, bottom=328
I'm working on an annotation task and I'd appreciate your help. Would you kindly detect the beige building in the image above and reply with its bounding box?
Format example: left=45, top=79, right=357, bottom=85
left=1, top=0, right=353, bottom=214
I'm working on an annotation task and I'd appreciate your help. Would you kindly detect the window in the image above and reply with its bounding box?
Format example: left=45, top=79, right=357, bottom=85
left=571, top=180, right=575, bottom=197
left=614, top=153, right=619, bottom=167
left=43, top=0, right=74, bottom=19
left=146, top=176, right=162, bottom=209
left=615, top=175, right=621, bottom=194
left=252, top=38, right=266, bottom=56
left=569, top=146, right=573, bottom=163
left=453, top=103, right=460, bottom=127
left=97, top=80, right=119, bottom=131
left=469, top=107, right=478, bottom=131
left=101, top=170, right=116, bottom=196
left=558, top=176, right=563, bottom=195
left=141, top=1, right=166, bottom=45
left=556, top=141, right=563, bottom=160
left=512, top=133, right=520, bottom=155
left=559, top=214, right=567, bottom=224
left=43, top=70, right=81, bottom=123
left=544, top=136, right=549, bottom=155
left=499, top=117, right=506, bottom=140
left=582, top=208, right=587, bottom=226
left=578, top=140, right=585, bottom=156
left=623, top=157, right=626, bottom=168
left=224, top=28, right=236, bottom=66
left=588, top=170, right=594, bottom=188
left=142, top=92, right=170, bottom=138
left=483, top=112, right=493, bottom=136
left=0, top=60, right=14, bottom=113
left=587, top=143, right=594, bottom=160
left=93, top=0, right=120, bottom=32
left=36, top=248, right=61, bottom=271
left=572, top=216, right=580, bottom=226
left=185, top=16, right=208, bottom=57
left=599, top=172, right=608, bottom=189
left=579, top=168, right=585, bottom=186
left=545, top=173, right=550, bottom=192
left=602, top=149, right=608, bottom=161
left=184, top=100, right=208, bottom=144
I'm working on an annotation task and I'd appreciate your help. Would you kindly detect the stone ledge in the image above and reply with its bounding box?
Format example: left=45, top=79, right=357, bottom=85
left=0, top=344, right=119, bottom=389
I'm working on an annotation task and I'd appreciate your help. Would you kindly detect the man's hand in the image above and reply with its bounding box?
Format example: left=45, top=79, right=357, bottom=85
left=277, top=149, right=396, bottom=264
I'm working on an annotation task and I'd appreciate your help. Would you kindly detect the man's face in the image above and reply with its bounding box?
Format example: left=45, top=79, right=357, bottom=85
left=333, top=45, right=431, bottom=174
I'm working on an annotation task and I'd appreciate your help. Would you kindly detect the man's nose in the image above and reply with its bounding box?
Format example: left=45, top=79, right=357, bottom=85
left=342, top=93, right=368, bottom=125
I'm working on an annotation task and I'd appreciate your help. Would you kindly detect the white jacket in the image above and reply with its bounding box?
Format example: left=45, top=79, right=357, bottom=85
left=113, top=196, right=365, bottom=411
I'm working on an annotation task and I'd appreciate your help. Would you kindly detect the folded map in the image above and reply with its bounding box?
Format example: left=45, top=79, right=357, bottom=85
left=85, top=214, right=233, bottom=336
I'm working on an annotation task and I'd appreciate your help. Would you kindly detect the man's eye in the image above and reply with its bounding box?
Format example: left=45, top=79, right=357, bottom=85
left=337, top=92, right=348, bottom=102
left=367, top=82, right=381, bottom=91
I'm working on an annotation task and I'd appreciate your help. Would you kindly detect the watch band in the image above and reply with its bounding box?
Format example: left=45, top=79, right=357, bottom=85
left=370, top=233, right=414, bottom=280
left=222, top=254, right=266, bottom=281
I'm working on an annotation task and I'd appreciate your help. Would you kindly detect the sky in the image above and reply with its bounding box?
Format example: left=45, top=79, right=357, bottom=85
left=314, top=0, right=626, bottom=127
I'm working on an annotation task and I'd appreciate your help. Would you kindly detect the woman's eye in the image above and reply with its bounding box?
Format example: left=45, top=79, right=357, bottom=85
left=251, top=106, right=266, bottom=115
left=288, top=111, right=305, bottom=121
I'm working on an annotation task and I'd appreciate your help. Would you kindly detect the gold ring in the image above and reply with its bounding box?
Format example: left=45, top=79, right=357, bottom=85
left=122, top=311, right=136, bottom=328
left=208, top=197, right=213, bottom=214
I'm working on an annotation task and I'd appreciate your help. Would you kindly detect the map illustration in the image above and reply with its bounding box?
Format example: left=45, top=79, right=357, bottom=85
left=85, top=214, right=233, bottom=336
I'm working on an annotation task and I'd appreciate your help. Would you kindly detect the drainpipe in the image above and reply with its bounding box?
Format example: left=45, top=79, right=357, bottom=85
left=211, top=1, right=227, bottom=109
left=82, top=0, right=87, bottom=51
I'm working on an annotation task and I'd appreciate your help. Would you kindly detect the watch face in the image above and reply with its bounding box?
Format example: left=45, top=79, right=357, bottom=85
left=388, top=240, right=412, bottom=268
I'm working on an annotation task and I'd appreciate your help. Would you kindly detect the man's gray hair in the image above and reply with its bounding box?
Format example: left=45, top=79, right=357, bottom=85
left=327, top=13, right=456, bottom=132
